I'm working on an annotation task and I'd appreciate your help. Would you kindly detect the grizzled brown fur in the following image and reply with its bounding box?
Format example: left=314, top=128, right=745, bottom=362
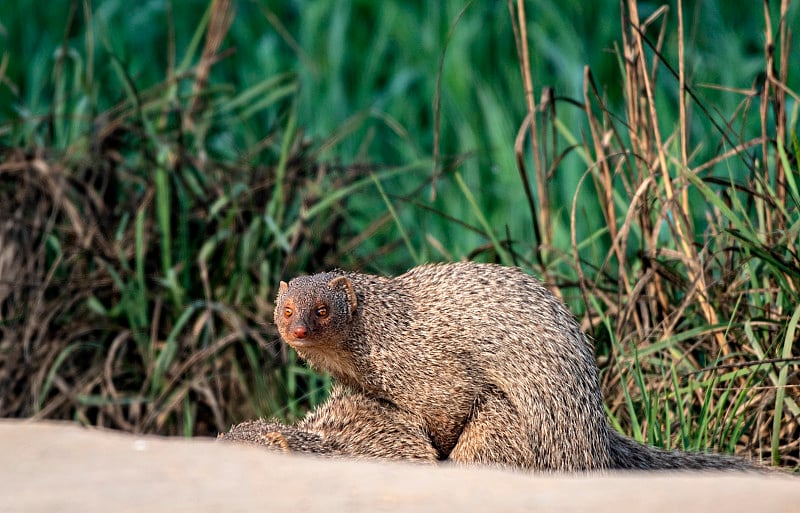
left=607, top=430, right=757, bottom=471
left=219, top=385, right=439, bottom=462
left=275, top=262, right=759, bottom=471
left=219, top=418, right=323, bottom=452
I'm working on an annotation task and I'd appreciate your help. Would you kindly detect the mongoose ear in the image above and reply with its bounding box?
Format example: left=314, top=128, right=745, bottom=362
left=328, top=276, right=358, bottom=314
left=278, top=281, right=288, bottom=295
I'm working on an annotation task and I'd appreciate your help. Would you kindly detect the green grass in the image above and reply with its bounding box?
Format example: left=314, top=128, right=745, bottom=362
left=0, top=0, right=798, bottom=469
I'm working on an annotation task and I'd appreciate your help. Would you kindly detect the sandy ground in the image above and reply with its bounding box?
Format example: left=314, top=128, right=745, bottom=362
left=1, top=420, right=797, bottom=513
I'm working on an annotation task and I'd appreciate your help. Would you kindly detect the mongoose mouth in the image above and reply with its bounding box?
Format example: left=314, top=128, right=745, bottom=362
left=284, top=337, right=322, bottom=350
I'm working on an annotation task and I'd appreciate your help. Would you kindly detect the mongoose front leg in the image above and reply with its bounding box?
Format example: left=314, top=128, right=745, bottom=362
left=220, top=386, right=441, bottom=463
left=448, top=387, right=535, bottom=469
left=219, top=419, right=328, bottom=453
left=296, top=385, right=441, bottom=462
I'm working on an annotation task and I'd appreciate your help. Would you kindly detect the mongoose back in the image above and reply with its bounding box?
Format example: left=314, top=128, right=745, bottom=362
left=219, top=385, right=439, bottom=462
left=275, top=262, right=759, bottom=471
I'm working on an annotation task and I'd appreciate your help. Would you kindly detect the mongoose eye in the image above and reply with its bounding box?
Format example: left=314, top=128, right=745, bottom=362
left=316, top=306, right=328, bottom=318
left=284, top=307, right=293, bottom=318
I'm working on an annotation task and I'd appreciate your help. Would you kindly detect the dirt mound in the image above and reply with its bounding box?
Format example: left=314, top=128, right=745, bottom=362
left=1, top=420, right=796, bottom=513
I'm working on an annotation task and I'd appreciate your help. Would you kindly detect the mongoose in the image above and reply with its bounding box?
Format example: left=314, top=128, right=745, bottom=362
left=219, top=384, right=439, bottom=462
left=275, top=262, right=759, bottom=471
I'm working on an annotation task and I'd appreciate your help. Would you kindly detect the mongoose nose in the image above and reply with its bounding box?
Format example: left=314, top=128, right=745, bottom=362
left=293, top=326, right=308, bottom=339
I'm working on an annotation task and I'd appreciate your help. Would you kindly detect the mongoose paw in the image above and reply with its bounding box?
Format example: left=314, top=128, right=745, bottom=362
left=260, top=431, right=291, bottom=452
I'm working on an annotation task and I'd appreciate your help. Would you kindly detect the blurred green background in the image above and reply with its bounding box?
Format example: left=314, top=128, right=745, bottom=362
left=5, top=0, right=791, bottom=264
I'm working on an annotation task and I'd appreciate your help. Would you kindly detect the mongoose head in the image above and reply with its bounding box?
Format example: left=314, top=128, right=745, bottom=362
left=274, top=273, right=358, bottom=351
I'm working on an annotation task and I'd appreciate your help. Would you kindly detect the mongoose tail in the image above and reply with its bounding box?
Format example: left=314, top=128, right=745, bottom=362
left=607, top=429, right=761, bottom=471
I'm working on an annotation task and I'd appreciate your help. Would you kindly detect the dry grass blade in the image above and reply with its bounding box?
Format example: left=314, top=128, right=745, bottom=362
left=431, top=0, right=474, bottom=202
left=185, top=0, right=235, bottom=129
left=508, top=0, right=549, bottom=265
